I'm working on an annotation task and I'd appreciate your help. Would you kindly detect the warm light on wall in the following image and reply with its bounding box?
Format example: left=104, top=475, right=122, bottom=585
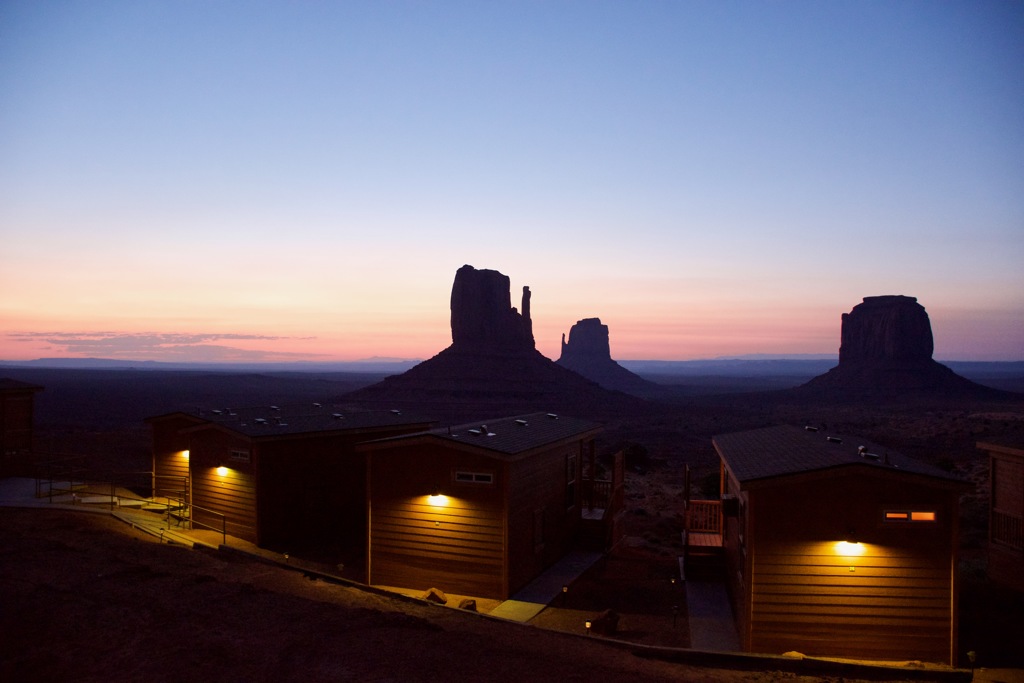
left=216, top=466, right=229, bottom=477
left=182, top=450, right=190, bottom=460
left=426, top=494, right=448, bottom=507
left=834, top=540, right=865, bottom=557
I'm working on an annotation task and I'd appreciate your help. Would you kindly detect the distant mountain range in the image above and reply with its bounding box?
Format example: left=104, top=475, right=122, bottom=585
left=2, top=356, right=1021, bottom=380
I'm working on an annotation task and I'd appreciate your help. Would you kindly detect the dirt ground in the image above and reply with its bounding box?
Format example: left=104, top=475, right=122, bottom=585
left=0, top=507, right=960, bottom=683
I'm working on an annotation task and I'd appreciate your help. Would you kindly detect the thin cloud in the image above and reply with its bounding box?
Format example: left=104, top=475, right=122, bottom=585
left=7, top=332, right=321, bottom=362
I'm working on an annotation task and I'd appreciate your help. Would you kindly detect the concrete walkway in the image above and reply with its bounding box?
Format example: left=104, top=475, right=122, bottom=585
left=685, top=580, right=741, bottom=651
left=489, top=549, right=603, bottom=622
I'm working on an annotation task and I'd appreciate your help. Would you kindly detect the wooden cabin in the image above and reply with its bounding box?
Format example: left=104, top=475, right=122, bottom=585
left=0, top=378, right=43, bottom=476
left=147, top=406, right=433, bottom=551
left=362, top=412, right=602, bottom=599
left=977, top=439, right=1024, bottom=592
left=711, top=425, right=969, bottom=665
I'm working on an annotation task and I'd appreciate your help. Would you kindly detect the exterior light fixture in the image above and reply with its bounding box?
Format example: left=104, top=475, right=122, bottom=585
left=182, top=450, right=190, bottom=460
left=216, top=465, right=228, bottom=477
left=835, top=540, right=864, bottom=557
left=584, top=620, right=592, bottom=635
left=427, top=487, right=447, bottom=506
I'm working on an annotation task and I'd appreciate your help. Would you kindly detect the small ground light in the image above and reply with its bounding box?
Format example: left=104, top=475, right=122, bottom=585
left=585, top=620, right=592, bottom=635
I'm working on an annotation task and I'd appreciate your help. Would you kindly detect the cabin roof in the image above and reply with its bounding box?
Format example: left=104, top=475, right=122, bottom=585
left=0, top=378, right=44, bottom=393
left=364, top=412, right=601, bottom=459
left=713, top=424, right=965, bottom=487
left=157, top=404, right=434, bottom=438
left=977, top=438, right=1024, bottom=458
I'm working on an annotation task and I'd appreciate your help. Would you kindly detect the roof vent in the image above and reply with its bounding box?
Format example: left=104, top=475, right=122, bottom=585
left=313, top=402, right=322, bottom=408
left=859, top=446, right=880, bottom=460
left=547, top=413, right=558, bottom=419
left=391, top=409, right=401, bottom=415
left=804, top=426, right=818, bottom=432
left=826, top=436, right=842, bottom=444
left=468, top=428, right=482, bottom=436
left=212, top=409, right=223, bottom=415
left=515, top=419, right=528, bottom=426
left=332, top=413, right=344, bottom=420
left=270, top=405, right=280, bottom=411
left=255, top=418, right=267, bottom=424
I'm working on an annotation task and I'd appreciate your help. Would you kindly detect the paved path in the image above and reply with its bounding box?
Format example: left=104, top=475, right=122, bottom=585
left=685, top=580, right=741, bottom=651
left=489, top=550, right=603, bottom=622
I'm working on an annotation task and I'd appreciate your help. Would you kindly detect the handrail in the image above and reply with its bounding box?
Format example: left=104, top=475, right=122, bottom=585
left=187, top=502, right=227, bottom=545
left=686, top=499, right=722, bottom=534
left=32, top=464, right=226, bottom=546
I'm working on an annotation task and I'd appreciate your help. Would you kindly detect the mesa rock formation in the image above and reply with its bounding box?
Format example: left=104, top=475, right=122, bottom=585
left=556, top=318, right=660, bottom=397
left=450, top=265, right=534, bottom=352
left=343, top=266, right=647, bottom=422
left=800, top=295, right=1001, bottom=399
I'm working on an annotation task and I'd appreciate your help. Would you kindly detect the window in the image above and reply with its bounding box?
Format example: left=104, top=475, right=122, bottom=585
left=885, top=509, right=936, bottom=522
left=454, top=470, right=493, bottom=484
left=229, top=449, right=250, bottom=463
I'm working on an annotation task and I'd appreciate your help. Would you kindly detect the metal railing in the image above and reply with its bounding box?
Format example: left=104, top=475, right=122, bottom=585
left=32, top=464, right=227, bottom=546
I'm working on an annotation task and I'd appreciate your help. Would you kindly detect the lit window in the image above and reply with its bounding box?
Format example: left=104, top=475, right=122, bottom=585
left=454, top=470, right=493, bottom=484
left=884, top=509, right=936, bottom=522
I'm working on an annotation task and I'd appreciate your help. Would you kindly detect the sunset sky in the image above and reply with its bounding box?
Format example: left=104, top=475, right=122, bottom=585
left=2, top=1, right=1022, bottom=363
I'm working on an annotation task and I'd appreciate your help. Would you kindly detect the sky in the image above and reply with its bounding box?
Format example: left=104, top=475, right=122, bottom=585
left=1, top=1, right=1022, bottom=363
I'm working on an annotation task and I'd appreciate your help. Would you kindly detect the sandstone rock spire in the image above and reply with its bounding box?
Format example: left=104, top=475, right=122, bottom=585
left=450, top=265, right=534, bottom=352
left=344, top=266, right=648, bottom=422
left=557, top=318, right=659, bottom=397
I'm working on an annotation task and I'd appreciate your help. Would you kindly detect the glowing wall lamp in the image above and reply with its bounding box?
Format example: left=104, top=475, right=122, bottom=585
left=835, top=529, right=864, bottom=557
left=216, top=465, right=229, bottom=477
left=182, top=449, right=190, bottom=460
left=427, top=486, right=447, bottom=506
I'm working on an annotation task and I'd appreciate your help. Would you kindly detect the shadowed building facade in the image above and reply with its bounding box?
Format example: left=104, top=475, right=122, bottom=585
left=362, top=412, right=602, bottom=599
left=148, top=406, right=434, bottom=551
left=711, top=425, right=970, bottom=665
left=977, top=439, right=1024, bottom=593
left=0, top=378, right=43, bottom=477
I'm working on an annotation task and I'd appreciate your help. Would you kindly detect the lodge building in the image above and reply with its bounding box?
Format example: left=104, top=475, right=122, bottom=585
left=704, top=425, right=970, bottom=665
left=148, top=405, right=434, bottom=551
left=361, top=412, right=609, bottom=599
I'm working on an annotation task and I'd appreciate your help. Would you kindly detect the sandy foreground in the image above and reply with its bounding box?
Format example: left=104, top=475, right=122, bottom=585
left=3, top=507, right=999, bottom=683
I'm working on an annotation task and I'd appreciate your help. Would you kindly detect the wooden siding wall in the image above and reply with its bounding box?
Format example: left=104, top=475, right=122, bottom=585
left=369, top=444, right=506, bottom=598
left=506, top=439, right=586, bottom=596
left=189, top=429, right=257, bottom=543
left=0, top=392, right=33, bottom=452
left=989, top=451, right=1024, bottom=592
left=257, top=432, right=370, bottom=552
left=746, top=473, right=958, bottom=664
left=721, top=467, right=751, bottom=646
left=150, top=415, right=196, bottom=502
left=0, top=391, right=35, bottom=475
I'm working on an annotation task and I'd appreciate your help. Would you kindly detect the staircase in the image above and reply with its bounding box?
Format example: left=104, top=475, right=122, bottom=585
left=679, top=499, right=724, bottom=581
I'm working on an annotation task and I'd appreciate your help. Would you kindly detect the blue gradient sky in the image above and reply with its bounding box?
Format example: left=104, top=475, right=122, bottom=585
left=2, top=1, right=1022, bottom=362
